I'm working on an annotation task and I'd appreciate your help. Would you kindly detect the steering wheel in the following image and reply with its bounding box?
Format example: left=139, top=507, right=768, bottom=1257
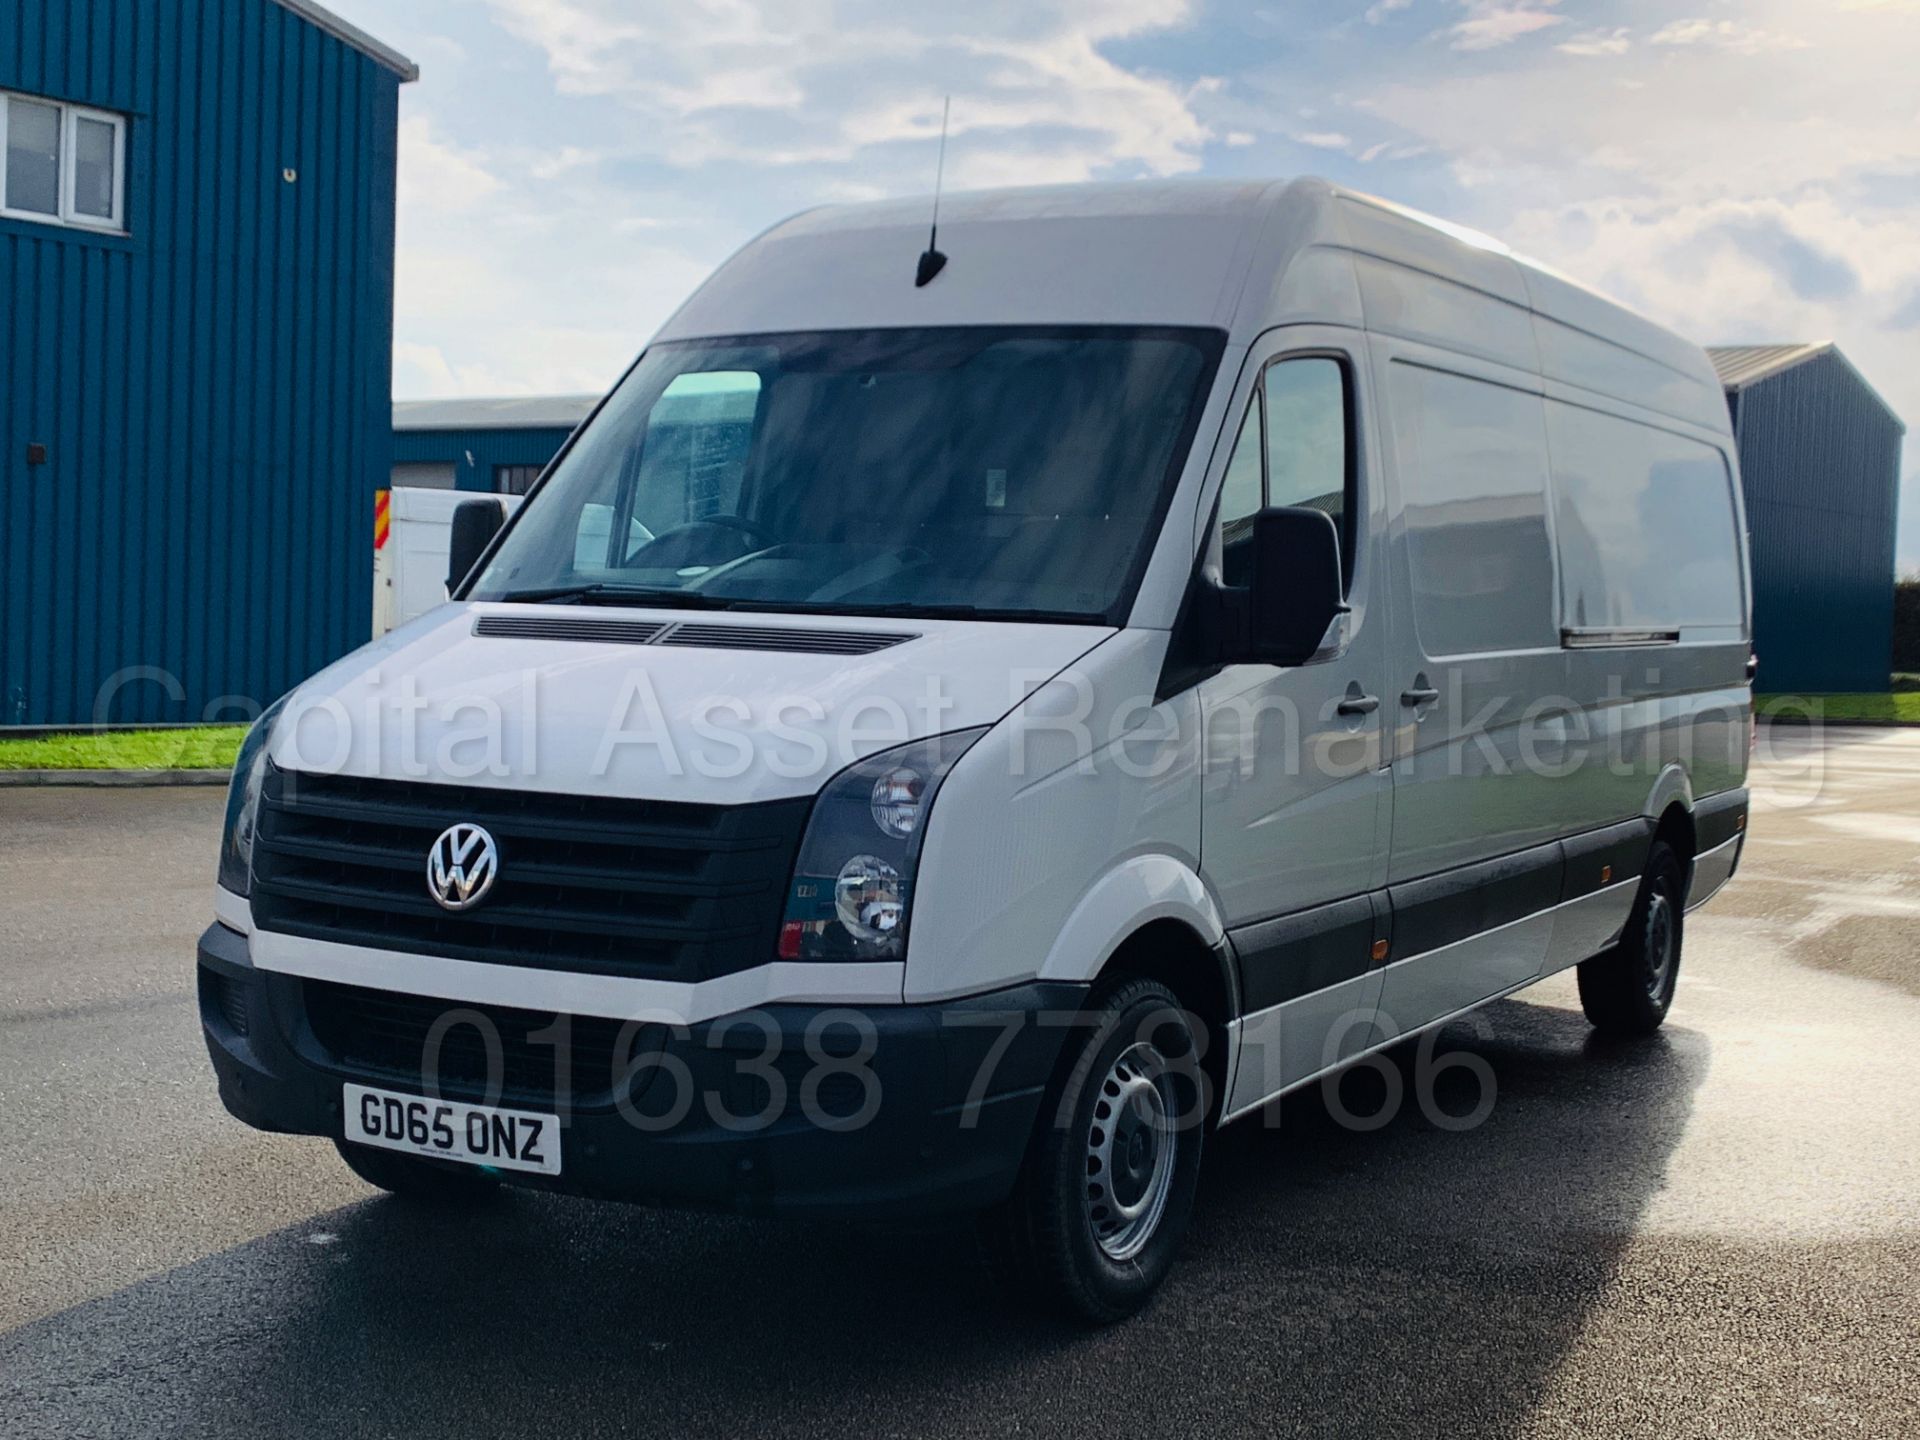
left=647, top=514, right=779, bottom=549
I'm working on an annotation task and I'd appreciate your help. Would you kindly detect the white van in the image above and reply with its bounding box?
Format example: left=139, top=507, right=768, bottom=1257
left=373, top=487, right=526, bottom=637
left=200, top=179, right=1751, bottom=1322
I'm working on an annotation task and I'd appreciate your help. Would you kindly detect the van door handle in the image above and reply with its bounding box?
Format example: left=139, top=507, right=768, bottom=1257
left=1401, top=686, right=1440, bottom=706
left=1336, top=694, right=1379, bottom=716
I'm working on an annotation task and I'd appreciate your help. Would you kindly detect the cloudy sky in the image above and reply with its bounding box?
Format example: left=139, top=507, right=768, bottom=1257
left=326, top=0, right=1920, bottom=568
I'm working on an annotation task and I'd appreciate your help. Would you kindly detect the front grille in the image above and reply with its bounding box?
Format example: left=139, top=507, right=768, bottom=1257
left=250, top=768, right=810, bottom=982
left=304, top=980, right=653, bottom=1109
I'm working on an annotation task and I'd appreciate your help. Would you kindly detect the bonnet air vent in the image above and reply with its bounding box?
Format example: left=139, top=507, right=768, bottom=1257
left=658, top=624, right=917, bottom=656
left=472, top=614, right=916, bottom=655
left=473, top=615, right=669, bottom=645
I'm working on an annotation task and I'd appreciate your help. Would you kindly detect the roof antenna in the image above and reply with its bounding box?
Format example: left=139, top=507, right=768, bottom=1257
left=915, top=96, right=950, bottom=287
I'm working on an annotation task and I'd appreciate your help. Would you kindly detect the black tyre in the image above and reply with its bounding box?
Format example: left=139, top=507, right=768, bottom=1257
left=979, top=977, right=1207, bottom=1324
left=1577, top=838, right=1688, bottom=1037
left=334, top=1139, right=502, bottom=1203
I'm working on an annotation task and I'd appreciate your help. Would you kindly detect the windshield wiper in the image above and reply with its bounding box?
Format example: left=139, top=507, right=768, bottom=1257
left=493, top=584, right=737, bottom=609
left=861, top=602, right=1109, bottom=625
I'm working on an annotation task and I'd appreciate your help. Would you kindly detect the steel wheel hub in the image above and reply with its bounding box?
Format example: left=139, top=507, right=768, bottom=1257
left=1644, top=890, right=1676, bottom=999
left=1084, top=1042, right=1177, bottom=1263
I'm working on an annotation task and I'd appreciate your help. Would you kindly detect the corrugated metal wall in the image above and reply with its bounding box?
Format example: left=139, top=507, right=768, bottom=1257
left=0, top=0, right=400, bottom=727
left=392, top=427, right=577, bottom=491
left=1732, top=351, right=1906, bottom=694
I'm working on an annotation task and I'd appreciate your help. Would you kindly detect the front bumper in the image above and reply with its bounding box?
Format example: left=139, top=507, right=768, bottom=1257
left=198, top=923, right=1083, bottom=1217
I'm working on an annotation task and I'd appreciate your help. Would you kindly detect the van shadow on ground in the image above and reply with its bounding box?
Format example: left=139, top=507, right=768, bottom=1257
left=0, top=997, right=1706, bottom=1440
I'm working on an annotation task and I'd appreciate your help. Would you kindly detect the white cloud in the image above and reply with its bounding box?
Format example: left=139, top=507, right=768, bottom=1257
left=1365, top=0, right=1414, bottom=22
left=1557, top=27, right=1631, bottom=57
left=479, top=0, right=1210, bottom=182
left=1448, top=1, right=1564, bottom=52
left=391, top=116, right=723, bottom=400
left=1294, top=131, right=1353, bottom=150
left=527, top=146, right=601, bottom=181
left=397, top=116, right=503, bottom=211
left=1649, top=19, right=1809, bottom=54
left=1348, top=0, right=1920, bottom=561
left=376, top=0, right=1220, bottom=402
left=1224, top=129, right=1256, bottom=146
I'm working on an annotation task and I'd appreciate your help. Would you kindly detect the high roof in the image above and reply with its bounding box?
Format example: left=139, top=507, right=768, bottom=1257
left=1706, top=343, right=1833, bottom=390
left=272, top=0, right=418, bottom=81
left=662, top=176, right=1730, bottom=436
left=394, top=395, right=601, bottom=432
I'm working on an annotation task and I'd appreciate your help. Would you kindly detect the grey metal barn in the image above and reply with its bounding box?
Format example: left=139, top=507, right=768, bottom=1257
left=1708, top=345, right=1906, bottom=696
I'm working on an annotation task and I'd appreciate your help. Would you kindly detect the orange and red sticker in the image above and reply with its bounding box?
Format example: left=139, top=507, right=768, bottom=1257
left=374, top=490, right=391, bottom=550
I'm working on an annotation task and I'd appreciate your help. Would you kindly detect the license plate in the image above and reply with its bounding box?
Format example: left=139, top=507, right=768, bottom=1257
left=343, top=1084, right=561, bottom=1176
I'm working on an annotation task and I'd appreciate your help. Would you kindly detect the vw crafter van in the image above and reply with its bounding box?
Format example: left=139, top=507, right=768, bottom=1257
left=201, top=179, right=1751, bottom=1322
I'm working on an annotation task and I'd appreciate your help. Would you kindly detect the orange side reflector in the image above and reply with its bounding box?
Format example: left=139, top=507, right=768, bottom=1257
left=374, top=490, right=391, bottom=550
left=1370, top=938, right=1389, bottom=963
left=1600, top=864, right=1612, bottom=884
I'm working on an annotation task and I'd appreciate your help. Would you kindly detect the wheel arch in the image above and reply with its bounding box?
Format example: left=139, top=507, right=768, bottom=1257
left=1642, top=763, right=1695, bottom=829
left=1037, top=853, right=1227, bottom=985
left=1037, top=854, right=1237, bottom=1124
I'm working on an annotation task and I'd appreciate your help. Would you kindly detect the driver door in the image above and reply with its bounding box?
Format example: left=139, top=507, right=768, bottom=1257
left=1198, top=328, right=1394, bottom=1114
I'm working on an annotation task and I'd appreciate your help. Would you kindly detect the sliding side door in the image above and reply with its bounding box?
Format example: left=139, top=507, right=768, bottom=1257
left=1371, top=340, right=1568, bottom=1034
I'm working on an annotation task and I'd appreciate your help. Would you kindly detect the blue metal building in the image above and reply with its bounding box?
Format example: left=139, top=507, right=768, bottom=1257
left=1708, top=345, right=1907, bottom=695
left=391, top=395, right=597, bottom=495
left=1, top=0, right=413, bottom=727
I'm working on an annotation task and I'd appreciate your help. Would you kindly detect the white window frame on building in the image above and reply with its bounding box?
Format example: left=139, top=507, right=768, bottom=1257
left=0, top=88, right=128, bottom=234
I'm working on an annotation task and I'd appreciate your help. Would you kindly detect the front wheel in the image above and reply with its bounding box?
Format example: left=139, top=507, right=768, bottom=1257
left=1578, top=838, right=1688, bottom=1037
left=979, top=977, right=1207, bottom=1324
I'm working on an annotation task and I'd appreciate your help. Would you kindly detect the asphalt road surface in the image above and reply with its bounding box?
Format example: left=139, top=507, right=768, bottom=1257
left=3, top=728, right=1917, bottom=1437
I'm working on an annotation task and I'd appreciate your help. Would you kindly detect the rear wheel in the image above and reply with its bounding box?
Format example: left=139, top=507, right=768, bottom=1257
left=1578, top=838, right=1688, bottom=1037
left=334, top=1140, right=502, bottom=1203
left=978, top=977, right=1207, bottom=1324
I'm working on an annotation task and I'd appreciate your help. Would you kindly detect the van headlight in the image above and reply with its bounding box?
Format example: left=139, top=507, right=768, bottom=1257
left=218, top=696, right=290, bottom=898
left=779, top=729, right=986, bottom=963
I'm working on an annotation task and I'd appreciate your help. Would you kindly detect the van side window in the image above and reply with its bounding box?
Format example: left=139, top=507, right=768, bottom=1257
left=1545, top=402, right=1744, bottom=629
left=1218, top=398, right=1263, bottom=588
left=1389, top=364, right=1556, bottom=656
left=1263, top=357, right=1352, bottom=585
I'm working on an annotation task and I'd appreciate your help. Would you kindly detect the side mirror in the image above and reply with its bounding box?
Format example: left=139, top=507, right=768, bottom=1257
left=448, top=497, right=507, bottom=594
left=1230, top=506, right=1347, bottom=667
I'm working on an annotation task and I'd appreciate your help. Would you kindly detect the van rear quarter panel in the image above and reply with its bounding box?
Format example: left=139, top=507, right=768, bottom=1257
left=1349, top=230, right=1748, bottom=878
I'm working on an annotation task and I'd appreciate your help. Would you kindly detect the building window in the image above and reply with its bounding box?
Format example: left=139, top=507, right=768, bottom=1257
left=1, top=90, right=127, bottom=233
left=494, top=465, right=543, bottom=496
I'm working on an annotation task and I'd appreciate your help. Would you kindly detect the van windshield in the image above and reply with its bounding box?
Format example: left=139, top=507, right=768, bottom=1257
left=466, top=326, right=1224, bottom=624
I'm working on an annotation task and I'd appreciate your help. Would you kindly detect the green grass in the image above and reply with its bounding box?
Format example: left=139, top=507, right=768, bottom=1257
left=0, top=725, right=248, bottom=771
left=1757, top=693, right=1920, bottom=725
